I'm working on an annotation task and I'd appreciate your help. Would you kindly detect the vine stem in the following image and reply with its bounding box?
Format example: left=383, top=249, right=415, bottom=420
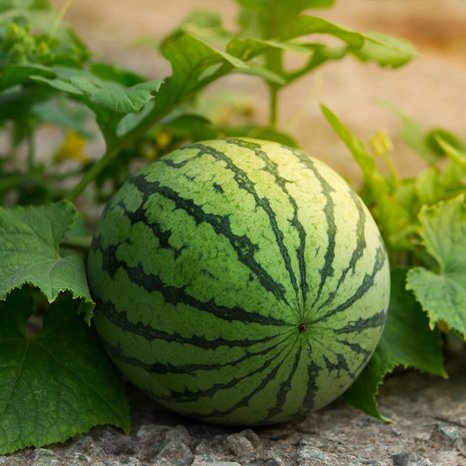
left=66, top=104, right=169, bottom=202
left=269, top=84, right=279, bottom=128
left=66, top=64, right=233, bottom=203
left=61, top=235, right=93, bottom=251
left=66, top=145, right=119, bottom=202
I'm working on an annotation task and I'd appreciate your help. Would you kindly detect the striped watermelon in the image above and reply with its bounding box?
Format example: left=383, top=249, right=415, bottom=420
left=87, top=138, right=390, bottom=426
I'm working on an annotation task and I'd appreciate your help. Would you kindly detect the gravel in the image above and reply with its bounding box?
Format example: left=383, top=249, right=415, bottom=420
left=2, top=354, right=464, bottom=466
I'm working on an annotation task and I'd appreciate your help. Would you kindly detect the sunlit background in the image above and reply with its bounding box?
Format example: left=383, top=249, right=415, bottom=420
left=53, top=0, right=466, bottom=182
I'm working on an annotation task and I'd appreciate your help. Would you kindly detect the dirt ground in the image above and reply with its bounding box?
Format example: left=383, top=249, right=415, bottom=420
left=8, top=1, right=466, bottom=465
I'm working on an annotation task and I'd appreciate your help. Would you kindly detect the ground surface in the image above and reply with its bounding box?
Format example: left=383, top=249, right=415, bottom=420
left=3, top=354, right=465, bottom=465
left=4, top=1, right=466, bottom=465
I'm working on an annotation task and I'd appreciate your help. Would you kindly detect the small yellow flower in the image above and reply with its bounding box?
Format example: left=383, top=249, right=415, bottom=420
left=370, top=130, right=394, bottom=157
left=37, top=40, right=51, bottom=57
left=156, top=131, right=172, bottom=149
left=54, top=130, right=89, bottom=164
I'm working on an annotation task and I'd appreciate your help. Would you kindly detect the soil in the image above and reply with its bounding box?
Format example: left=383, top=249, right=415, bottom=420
left=4, top=1, right=466, bottom=465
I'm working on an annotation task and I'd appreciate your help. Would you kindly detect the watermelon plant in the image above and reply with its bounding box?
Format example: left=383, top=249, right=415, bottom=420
left=0, top=0, right=463, bottom=454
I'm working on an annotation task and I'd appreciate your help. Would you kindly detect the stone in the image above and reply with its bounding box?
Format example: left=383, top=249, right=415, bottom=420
left=246, top=456, right=285, bottom=466
left=66, top=451, right=93, bottom=464
left=391, top=452, right=433, bottom=466
left=226, top=432, right=256, bottom=457
left=105, top=460, right=141, bottom=466
left=32, top=448, right=55, bottom=466
left=297, top=445, right=328, bottom=464
left=191, top=454, right=218, bottom=466
left=64, top=435, right=107, bottom=460
left=153, top=440, right=193, bottom=466
left=239, top=429, right=261, bottom=450
left=437, top=424, right=464, bottom=443
left=208, top=463, right=242, bottom=466
left=164, top=425, right=192, bottom=445
left=136, top=424, right=171, bottom=442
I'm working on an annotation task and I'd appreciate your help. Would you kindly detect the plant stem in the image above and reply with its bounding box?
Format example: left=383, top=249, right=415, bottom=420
left=269, top=85, right=278, bottom=128
left=66, top=145, right=118, bottom=202
left=26, top=130, right=35, bottom=173
left=61, top=235, right=93, bottom=251
left=265, top=48, right=283, bottom=128
left=66, top=64, right=233, bottom=203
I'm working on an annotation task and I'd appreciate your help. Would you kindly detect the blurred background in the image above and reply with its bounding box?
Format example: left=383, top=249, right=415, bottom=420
left=52, top=0, right=466, bottom=182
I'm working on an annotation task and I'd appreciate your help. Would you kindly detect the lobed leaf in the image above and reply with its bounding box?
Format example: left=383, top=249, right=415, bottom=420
left=407, top=194, right=466, bottom=337
left=0, top=288, right=130, bottom=455
left=31, top=66, right=162, bottom=146
left=161, top=32, right=283, bottom=97
left=31, top=66, right=162, bottom=114
left=0, top=201, right=93, bottom=318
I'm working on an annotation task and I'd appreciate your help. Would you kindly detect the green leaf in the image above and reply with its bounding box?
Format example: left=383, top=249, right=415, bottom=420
left=161, top=32, right=283, bottom=99
left=437, top=137, right=466, bottom=171
left=0, top=0, right=51, bottom=14
left=321, top=104, right=387, bottom=191
left=89, top=62, right=146, bottom=87
left=426, top=129, right=461, bottom=157
left=31, top=66, right=163, bottom=146
left=0, top=288, right=130, bottom=455
left=31, top=67, right=163, bottom=114
left=343, top=268, right=446, bottom=419
left=227, top=36, right=315, bottom=62
left=321, top=104, right=371, bottom=169
left=237, top=0, right=335, bottom=39
left=282, top=15, right=364, bottom=46
left=1, top=63, right=54, bottom=89
left=407, top=194, right=466, bottom=337
left=354, top=32, right=416, bottom=68
left=177, top=10, right=228, bottom=41
left=0, top=201, right=93, bottom=319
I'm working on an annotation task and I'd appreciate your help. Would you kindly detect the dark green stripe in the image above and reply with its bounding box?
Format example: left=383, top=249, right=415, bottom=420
left=261, top=340, right=302, bottom=422
left=336, top=338, right=372, bottom=357
left=224, top=138, right=307, bottom=305
left=323, top=353, right=350, bottom=378
left=301, top=344, right=319, bottom=412
left=190, top=340, right=297, bottom=421
left=95, top=296, right=284, bottom=349
left=154, top=339, right=291, bottom=404
left=311, top=246, right=387, bottom=324
left=129, top=173, right=289, bottom=307
left=290, top=149, right=337, bottom=307
left=192, top=141, right=299, bottom=304
left=91, top=233, right=119, bottom=279
left=315, top=189, right=368, bottom=312
left=117, top=199, right=184, bottom=258
left=335, top=308, right=386, bottom=334
left=94, top=240, right=290, bottom=326
left=102, top=333, right=289, bottom=377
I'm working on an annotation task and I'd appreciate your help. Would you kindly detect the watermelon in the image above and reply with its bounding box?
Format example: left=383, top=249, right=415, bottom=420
left=87, top=138, right=390, bottom=426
